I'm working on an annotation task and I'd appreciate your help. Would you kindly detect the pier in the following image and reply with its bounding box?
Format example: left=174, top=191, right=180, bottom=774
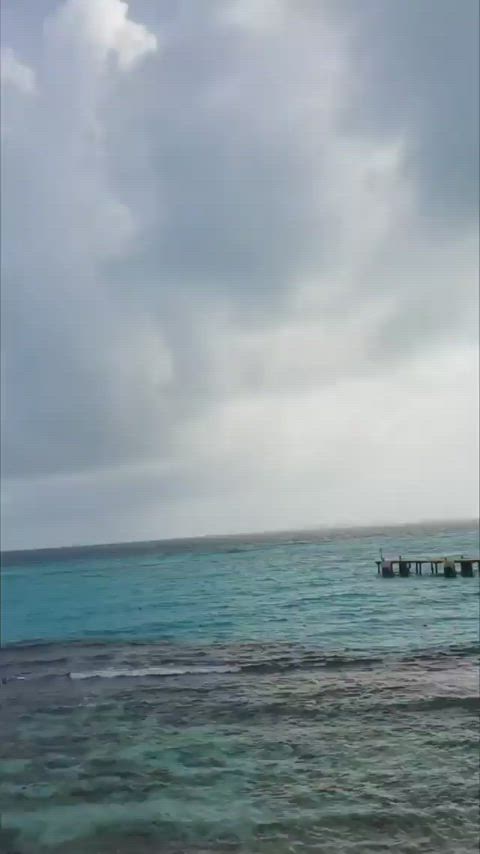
left=376, top=556, right=479, bottom=578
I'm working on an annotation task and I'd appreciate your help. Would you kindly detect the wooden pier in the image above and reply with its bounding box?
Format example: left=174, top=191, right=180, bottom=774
left=376, top=556, right=480, bottom=578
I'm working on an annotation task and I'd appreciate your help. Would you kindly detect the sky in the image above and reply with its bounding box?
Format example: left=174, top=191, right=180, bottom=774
left=1, top=0, right=478, bottom=550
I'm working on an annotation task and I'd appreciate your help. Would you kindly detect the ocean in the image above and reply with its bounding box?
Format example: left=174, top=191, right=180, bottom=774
left=1, top=522, right=479, bottom=853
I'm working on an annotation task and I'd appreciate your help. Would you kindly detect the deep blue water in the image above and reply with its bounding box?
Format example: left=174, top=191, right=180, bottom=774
left=1, top=522, right=479, bottom=853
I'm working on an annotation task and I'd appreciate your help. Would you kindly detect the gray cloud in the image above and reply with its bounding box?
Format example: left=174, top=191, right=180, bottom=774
left=1, top=0, right=478, bottom=547
left=331, top=0, right=479, bottom=224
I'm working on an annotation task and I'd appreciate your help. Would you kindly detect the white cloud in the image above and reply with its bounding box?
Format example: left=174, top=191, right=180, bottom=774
left=0, top=47, right=37, bottom=94
left=46, top=0, right=158, bottom=72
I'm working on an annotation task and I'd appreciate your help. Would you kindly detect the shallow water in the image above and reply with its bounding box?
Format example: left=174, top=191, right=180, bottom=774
left=1, top=523, right=479, bottom=853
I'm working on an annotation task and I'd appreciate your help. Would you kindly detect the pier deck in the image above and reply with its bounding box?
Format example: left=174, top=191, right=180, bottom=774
left=376, top=556, right=479, bottom=577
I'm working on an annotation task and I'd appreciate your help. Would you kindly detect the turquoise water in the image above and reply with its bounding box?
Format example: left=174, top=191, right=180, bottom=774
left=3, top=524, right=479, bottom=648
left=1, top=523, right=479, bottom=853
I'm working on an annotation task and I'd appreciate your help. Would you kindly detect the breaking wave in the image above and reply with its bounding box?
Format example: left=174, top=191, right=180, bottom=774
left=2, top=640, right=477, bottom=685
left=69, top=664, right=241, bottom=680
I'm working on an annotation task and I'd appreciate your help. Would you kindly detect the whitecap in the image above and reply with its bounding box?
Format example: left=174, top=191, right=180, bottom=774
left=69, top=664, right=240, bottom=680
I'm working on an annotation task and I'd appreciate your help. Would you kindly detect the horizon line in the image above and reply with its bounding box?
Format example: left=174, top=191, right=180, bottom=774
left=1, top=516, right=478, bottom=557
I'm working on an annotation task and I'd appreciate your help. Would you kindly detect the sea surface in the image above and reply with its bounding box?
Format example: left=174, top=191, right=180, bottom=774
left=1, top=522, right=479, bottom=853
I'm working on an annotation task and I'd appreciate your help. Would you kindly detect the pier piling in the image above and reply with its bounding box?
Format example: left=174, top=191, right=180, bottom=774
left=376, top=556, right=479, bottom=577
left=460, top=560, right=473, bottom=577
left=443, top=559, right=457, bottom=578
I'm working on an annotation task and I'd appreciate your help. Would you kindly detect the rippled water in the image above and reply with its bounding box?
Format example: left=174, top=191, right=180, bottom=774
left=1, top=523, right=479, bottom=853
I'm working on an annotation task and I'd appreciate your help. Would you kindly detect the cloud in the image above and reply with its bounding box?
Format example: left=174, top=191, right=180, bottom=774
left=218, top=0, right=288, bottom=32
left=0, top=46, right=37, bottom=94
left=3, top=342, right=478, bottom=549
left=46, top=0, right=158, bottom=72
left=329, top=0, right=479, bottom=226
left=2, top=0, right=164, bottom=479
left=1, top=0, right=478, bottom=548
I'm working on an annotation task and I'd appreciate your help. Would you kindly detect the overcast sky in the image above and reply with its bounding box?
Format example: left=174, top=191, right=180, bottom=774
left=1, top=0, right=478, bottom=549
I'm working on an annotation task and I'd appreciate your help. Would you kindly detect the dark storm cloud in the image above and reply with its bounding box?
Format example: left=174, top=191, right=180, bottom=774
left=2, top=0, right=340, bottom=481
left=105, top=6, right=332, bottom=310
left=1, top=0, right=478, bottom=547
left=331, top=0, right=479, bottom=224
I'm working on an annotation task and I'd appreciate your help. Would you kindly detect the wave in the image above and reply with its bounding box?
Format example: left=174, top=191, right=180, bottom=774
left=2, top=639, right=477, bottom=686
left=69, top=664, right=241, bottom=680
left=1, top=655, right=381, bottom=683
left=240, top=654, right=382, bottom=674
left=68, top=655, right=384, bottom=681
